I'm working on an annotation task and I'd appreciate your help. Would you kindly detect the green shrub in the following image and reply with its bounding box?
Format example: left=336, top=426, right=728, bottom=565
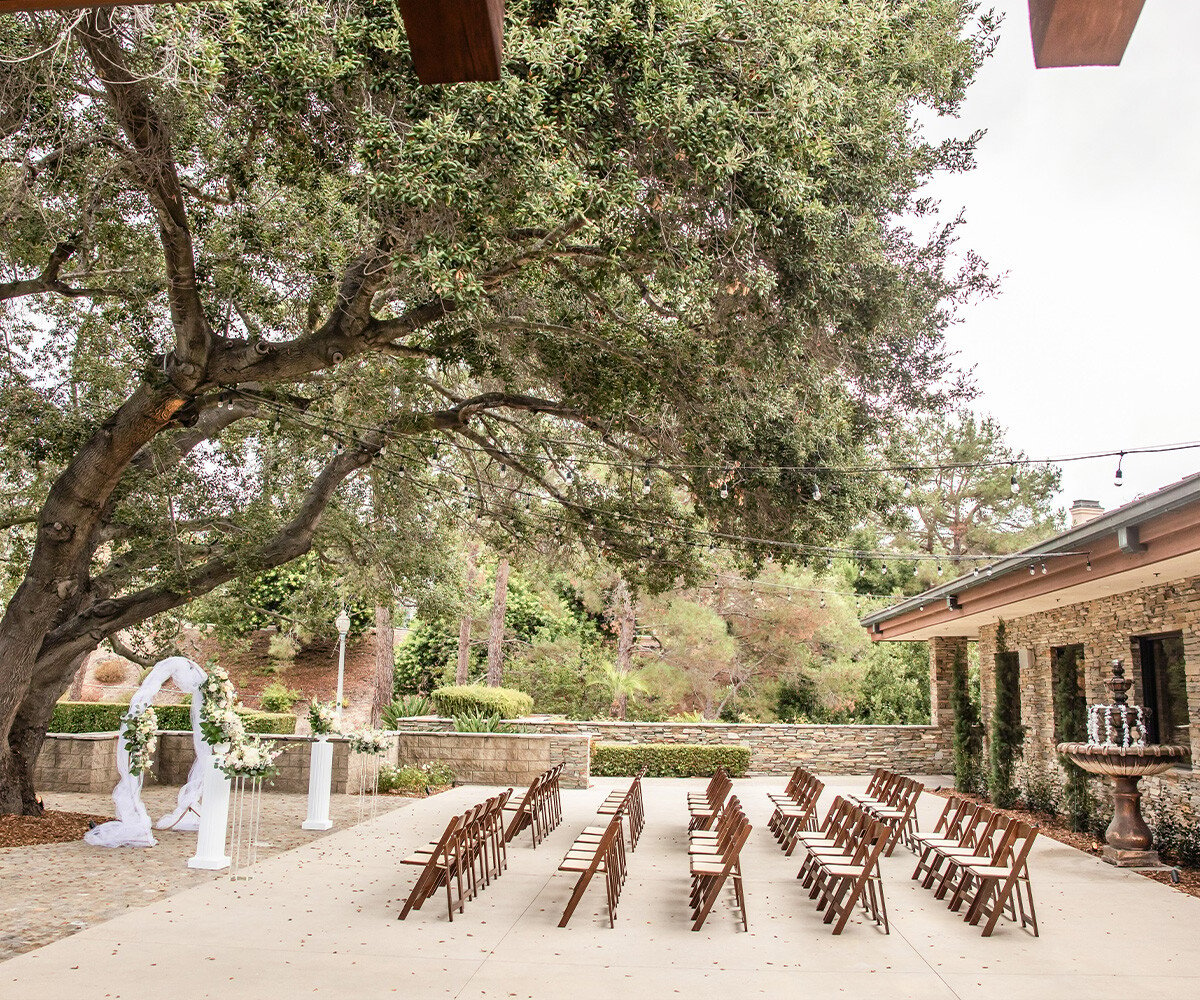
left=591, top=743, right=750, bottom=778
left=1052, top=644, right=1093, bottom=831
left=381, top=695, right=432, bottom=728
left=377, top=761, right=456, bottom=794
left=1153, top=817, right=1200, bottom=868
left=431, top=685, right=533, bottom=719
left=50, top=701, right=296, bottom=735
left=452, top=711, right=512, bottom=733
left=1020, top=763, right=1059, bottom=816
left=259, top=680, right=301, bottom=712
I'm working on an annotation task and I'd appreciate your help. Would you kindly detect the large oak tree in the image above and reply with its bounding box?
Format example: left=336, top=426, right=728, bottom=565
left=0, top=0, right=996, bottom=812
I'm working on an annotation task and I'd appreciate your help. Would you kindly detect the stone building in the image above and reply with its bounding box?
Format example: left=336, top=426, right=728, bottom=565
left=861, top=475, right=1200, bottom=826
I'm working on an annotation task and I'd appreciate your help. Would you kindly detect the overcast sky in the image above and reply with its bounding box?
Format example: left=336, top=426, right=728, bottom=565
left=922, top=0, right=1200, bottom=515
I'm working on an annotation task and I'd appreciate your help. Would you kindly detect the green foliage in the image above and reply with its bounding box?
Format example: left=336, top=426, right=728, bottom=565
left=50, top=702, right=295, bottom=734
left=377, top=761, right=455, bottom=794
left=774, top=641, right=929, bottom=725
left=1020, top=762, right=1060, bottom=816
left=381, top=695, right=433, bottom=728
left=950, top=642, right=983, bottom=793
left=591, top=743, right=750, bottom=778
left=259, top=680, right=301, bottom=713
left=393, top=620, right=459, bottom=696
left=988, top=621, right=1024, bottom=808
left=1052, top=644, right=1093, bottom=831
left=1153, top=818, right=1200, bottom=869
left=452, top=711, right=513, bottom=733
left=431, top=685, right=533, bottom=719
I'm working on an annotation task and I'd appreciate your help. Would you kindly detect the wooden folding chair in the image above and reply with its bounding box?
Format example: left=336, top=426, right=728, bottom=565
left=807, top=813, right=890, bottom=935
left=557, top=813, right=626, bottom=927
left=946, top=820, right=1039, bottom=936
left=688, top=768, right=731, bottom=832
left=398, top=814, right=467, bottom=921
left=689, top=805, right=751, bottom=931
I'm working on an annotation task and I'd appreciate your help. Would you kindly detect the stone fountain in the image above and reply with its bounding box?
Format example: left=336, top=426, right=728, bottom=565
left=1058, top=659, right=1189, bottom=867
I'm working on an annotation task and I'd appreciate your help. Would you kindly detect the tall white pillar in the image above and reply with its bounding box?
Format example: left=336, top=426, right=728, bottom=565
left=188, top=752, right=232, bottom=870
left=302, top=737, right=334, bottom=831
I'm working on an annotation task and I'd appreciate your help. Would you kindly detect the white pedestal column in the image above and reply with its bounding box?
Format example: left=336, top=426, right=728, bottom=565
left=188, top=752, right=232, bottom=870
left=302, top=737, right=334, bottom=831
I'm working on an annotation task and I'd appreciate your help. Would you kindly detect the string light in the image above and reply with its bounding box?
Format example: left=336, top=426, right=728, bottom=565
left=1010, top=467, right=1020, bottom=494
left=812, top=482, right=822, bottom=501
left=1115, top=451, right=1125, bottom=487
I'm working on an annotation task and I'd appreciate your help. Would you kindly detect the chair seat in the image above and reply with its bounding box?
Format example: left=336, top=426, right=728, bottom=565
left=818, top=863, right=868, bottom=877
left=559, top=859, right=606, bottom=873
left=960, top=863, right=1020, bottom=877
left=690, top=859, right=736, bottom=875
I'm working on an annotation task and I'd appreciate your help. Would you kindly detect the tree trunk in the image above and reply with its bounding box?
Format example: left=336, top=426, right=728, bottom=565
left=610, top=578, right=635, bottom=721
left=456, top=545, right=479, bottom=685
left=485, top=557, right=510, bottom=688
left=372, top=604, right=395, bottom=726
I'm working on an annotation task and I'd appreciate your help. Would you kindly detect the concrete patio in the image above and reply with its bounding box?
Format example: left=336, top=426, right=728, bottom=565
left=3, top=775, right=1198, bottom=999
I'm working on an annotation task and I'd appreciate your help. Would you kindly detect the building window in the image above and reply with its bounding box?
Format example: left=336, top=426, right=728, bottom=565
left=1051, top=645, right=1087, bottom=743
left=1136, top=632, right=1190, bottom=746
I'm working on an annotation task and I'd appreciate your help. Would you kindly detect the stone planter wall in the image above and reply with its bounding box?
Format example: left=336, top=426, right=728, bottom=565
left=35, top=732, right=120, bottom=793
left=392, top=731, right=591, bottom=789
left=37, top=732, right=352, bottom=795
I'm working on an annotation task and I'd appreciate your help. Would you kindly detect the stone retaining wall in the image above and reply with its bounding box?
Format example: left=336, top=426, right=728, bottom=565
left=395, top=718, right=950, bottom=777
left=153, top=733, right=351, bottom=794
left=392, top=731, right=591, bottom=788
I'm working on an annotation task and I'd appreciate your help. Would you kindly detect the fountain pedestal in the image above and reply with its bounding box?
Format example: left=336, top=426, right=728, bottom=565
left=1103, top=775, right=1159, bottom=867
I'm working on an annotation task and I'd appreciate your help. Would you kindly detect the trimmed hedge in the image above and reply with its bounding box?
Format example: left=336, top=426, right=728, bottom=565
left=591, top=743, right=751, bottom=778
left=430, top=685, right=533, bottom=719
left=50, top=701, right=296, bottom=735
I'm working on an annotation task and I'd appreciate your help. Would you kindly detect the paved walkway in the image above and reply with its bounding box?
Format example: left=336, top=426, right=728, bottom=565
left=0, top=787, right=413, bottom=960
left=3, top=776, right=1198, bottom=999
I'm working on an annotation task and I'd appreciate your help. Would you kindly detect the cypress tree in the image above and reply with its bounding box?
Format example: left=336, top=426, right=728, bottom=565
left=950, top=641, right=982, bottom=792
left=988, top=619, right=1024, bottom=807
left=1053, top=646, right=1092, bottom=830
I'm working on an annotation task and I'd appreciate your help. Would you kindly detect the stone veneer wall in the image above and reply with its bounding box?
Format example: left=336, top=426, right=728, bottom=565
left=392, top=731, right=591, bottom=789
left=976, top=574, right=1200, bottom=824
left=394, top=718, right=950, bottom=777
left=35, top=733, right=119, bottom=793
left=153, top=733, right=351, bottom=794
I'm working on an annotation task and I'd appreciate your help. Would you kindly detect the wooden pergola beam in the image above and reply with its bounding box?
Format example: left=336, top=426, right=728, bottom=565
left=1028, top=0, right=1147, bottom=68
left=0, top=0, right=504, bottom=84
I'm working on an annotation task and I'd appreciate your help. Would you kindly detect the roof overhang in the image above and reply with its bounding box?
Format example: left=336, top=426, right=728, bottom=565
left=1028, top=0, right=1146, bottom=68
left=863, top=473, right=1200, bottom=642
left=0, top=1, right=505, bottom=84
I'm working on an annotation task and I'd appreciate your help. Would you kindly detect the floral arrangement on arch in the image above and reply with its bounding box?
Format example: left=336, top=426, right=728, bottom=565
left=308, top=699, right=337, bottom=737
left=347, top=728, right=390, bottom=756
left=198, top=662, right=245, bottom=748
left=216, top=737, right=281, bottom=780
left=121, top=705, right=159, bottom=777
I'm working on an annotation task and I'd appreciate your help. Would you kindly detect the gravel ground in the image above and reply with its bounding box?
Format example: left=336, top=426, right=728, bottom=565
left=0, top=787, right=414, bottom=961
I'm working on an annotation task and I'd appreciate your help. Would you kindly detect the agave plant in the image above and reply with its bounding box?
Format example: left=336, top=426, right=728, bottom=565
left=452, top=711, right=512, bottom=734
left=381, top=695, right=433, bottom=729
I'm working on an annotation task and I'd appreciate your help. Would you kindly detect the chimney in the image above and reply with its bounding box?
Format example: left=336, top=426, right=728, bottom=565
left=1070, top=499, right=1104, bottom=528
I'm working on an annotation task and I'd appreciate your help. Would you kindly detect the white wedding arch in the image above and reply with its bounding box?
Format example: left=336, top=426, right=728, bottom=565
left=84, top=655, right=212, bottom=849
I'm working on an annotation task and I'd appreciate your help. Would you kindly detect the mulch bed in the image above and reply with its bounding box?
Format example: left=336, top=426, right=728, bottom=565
left=0, top=809, right=113, bottom=849
left=928, top=786, right=1200, bottom=900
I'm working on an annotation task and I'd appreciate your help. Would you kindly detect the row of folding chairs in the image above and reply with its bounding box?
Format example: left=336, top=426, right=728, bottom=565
left=846, top=768, right=924, bottom=855
left=594, top=767, right=647, bottom=850
left=688, top=794, right=751, bottom=931
left=556, top=812, right=627, bottom=927
left=687, top=767, right=731, bottom=832
left=503, top=762, right=565, bottom=846
left=398, top=789, right=512, bottom=922
left=767, top=766, right=825, bottom=855
left=793, top=795, right=891, bottom=935
left=911, top=795, right=1040, bottom=937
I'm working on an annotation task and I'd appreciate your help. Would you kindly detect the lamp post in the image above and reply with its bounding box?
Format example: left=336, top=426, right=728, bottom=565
left=335, top=608, right=351, bottom=726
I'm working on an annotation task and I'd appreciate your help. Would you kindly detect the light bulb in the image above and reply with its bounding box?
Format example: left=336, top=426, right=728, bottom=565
left=1041, top=562, right=1048, bottom=575
left=1010, top=472, right=1019, bottom=494
left=719, top=484, right=729, bottom=499
left=812, top=483, right=822, bottom=501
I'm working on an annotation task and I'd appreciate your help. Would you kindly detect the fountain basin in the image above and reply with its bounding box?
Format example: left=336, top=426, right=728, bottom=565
left=1058, top=741, right=1189, bottom=866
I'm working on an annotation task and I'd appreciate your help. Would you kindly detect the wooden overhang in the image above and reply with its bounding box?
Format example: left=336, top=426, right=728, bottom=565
left=862, top=472, right=1200, bottom=642
left=0, top=1, right=504, bottom=84
left=1028, top=0, right=1146, bottom=68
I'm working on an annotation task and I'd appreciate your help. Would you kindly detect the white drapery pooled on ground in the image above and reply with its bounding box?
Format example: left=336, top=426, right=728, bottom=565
left=84, top=656, right=209, bottom=849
